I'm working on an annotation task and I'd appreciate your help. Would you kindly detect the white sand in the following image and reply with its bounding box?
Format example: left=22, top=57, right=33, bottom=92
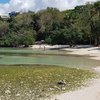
left=30, top=44, right=69, bottom=49
left=51, top=79, right=100, bottom=100
left=62, top=46, right=100, bottom=61
left=31, top=45, right=100, bottom=60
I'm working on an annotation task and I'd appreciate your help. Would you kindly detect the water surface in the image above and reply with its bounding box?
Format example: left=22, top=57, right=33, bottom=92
left=0, top=48, right=100, bottom=69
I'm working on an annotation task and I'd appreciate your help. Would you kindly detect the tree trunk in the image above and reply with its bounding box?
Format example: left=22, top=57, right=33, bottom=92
left=89, top=36, right=92, bottom=45
left=94, top=36, right=99, bottom=46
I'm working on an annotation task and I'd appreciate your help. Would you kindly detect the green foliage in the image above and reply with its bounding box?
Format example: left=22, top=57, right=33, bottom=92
left=0, top=21, right=9, bottom=37
left=0, top=1, right=100, bottom=47
left=36, top=7, right=65, bottom=41
left=0, top=12, right=36, bottom=47
left=19, top=30, right=35, bottom=47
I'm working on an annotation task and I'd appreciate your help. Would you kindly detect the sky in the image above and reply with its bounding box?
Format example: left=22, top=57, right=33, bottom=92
left=0, top=0, right=99, bottom=14
left=0, top=0, right=10, bottom=4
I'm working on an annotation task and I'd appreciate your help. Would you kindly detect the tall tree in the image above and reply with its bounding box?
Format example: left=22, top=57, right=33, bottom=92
left=90, top=1, right=100, bottom=46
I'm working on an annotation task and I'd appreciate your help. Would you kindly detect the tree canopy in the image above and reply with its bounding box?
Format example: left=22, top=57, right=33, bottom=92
left=0, top=1, right=100, bottom=47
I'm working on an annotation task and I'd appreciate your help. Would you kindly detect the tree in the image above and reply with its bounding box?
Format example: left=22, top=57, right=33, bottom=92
left=36, top=7, right=65, bottom=41
left=90, top=1, right=100, bottom=46
left=0, top=21, right=9, bottom=37
left=0, top=1, right=100, bottom=47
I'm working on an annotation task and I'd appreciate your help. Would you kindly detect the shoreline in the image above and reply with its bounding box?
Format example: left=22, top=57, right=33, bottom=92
left=31, top=44, right=100, bottom=100
left=51, top=78, right=100, bottom=100
left=62, top=47, right=100, bottom=61
left=51, top=66, right=100, bottom=100
left=30, top=44, right=100, bottom=61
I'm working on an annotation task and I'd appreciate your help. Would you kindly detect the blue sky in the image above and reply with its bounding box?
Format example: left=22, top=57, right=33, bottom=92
left=0, top=0, right=98, bottom=14
left=0, top=0, right=10, bottom=3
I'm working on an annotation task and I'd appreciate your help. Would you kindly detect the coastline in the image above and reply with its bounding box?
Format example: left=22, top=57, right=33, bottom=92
left=62, top=46, right=100, bottom=61
left=31, top=44, right=100, bottom=100
left=30, top=44, right=100, bottom=61
left=51, top=78, right=100, bottom=100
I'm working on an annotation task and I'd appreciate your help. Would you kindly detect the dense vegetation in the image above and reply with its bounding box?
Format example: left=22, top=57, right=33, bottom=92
left=0, top=65, right=96, bottom=99
left=0, top=1, right=100, bottom=47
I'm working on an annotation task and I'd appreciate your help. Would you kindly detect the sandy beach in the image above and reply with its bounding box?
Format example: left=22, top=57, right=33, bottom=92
left=31, top=45, right=100, bottom=60
left=62, top=46, right=100, bottom=61
left=51, top=78, right=100, bottom=100
left=31, top=44, right=100, bottom=100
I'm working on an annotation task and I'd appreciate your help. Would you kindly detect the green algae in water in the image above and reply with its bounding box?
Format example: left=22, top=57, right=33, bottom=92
left=0, top=65, right=97, bottom=100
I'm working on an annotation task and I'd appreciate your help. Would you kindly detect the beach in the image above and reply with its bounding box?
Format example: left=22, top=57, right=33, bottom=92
left=62, top=46, right=100, bottom=61
left=31, top=45, right=100, bottom=100
left=31, top=45, right=100, bottom=61
left=51, top=78, right=100, bottom=100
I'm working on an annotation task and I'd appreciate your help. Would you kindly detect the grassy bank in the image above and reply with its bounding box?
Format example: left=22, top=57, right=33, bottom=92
left=0, top=65, right=97, bottom=100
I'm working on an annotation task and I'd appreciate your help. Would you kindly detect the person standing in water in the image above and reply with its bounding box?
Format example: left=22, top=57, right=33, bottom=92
left=44, top=46, right=45, bottom=51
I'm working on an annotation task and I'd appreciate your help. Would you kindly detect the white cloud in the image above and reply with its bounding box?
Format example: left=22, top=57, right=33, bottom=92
left=0, top=0, right=99, bottom=14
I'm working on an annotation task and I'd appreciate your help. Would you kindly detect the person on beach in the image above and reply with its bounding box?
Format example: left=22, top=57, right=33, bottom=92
left=44, top=46, right=45, bottom=51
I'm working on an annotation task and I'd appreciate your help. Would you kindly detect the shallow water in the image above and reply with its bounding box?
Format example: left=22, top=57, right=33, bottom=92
left=0, top=48, right=100, bottom=69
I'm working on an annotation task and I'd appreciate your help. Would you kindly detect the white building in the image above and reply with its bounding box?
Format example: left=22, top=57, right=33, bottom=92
left=0, top=14, right=10, bottom=19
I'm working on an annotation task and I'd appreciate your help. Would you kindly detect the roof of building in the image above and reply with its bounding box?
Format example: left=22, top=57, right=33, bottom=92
left=0, top=14, right=10, bottom=19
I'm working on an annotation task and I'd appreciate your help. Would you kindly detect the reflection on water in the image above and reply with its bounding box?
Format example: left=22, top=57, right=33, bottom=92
left=0, top=48, right=100, bottom=69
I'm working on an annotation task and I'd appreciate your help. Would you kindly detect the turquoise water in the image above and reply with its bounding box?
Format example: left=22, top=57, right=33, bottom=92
left=0, top=48, right=100, bottom=69
left=0, top=48, right=68, bottom=55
